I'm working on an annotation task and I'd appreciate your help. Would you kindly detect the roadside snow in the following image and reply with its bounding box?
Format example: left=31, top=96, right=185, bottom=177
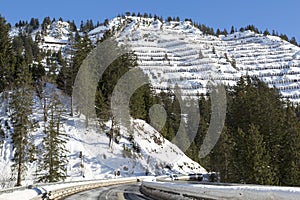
left=143, top=180, right=300, bottom=200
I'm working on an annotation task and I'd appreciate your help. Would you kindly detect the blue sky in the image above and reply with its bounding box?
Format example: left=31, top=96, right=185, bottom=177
left=1, top=0, right=300, bottom=42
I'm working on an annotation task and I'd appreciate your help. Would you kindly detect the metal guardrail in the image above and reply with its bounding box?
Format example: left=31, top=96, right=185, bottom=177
left=31, top=177, right=140, bottom=200
left=0, top=177, right=111, bottom=196
left=0, top=177, right=146, bottom=200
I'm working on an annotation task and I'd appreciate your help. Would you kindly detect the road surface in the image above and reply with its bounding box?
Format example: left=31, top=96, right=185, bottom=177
left=62, top=183, right=155, bottom=200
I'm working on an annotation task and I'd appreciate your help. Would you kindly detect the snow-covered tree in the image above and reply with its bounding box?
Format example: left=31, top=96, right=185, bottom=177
left=38, top=91, right=68, bottom=183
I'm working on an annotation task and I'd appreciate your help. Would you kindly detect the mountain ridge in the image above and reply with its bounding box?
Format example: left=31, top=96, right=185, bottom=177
left=16, top=15, right=300, bottom=102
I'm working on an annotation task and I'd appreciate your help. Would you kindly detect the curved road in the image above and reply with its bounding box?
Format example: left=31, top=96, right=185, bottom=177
left=62, top=183, right=155, bottom=200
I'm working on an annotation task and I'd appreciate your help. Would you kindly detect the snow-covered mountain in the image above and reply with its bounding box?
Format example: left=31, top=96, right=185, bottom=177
left=4, top=15, right=300, bottom=186
left=33, top=16, right=300, bottom=102
left=117, top=16, right=300, bottom=101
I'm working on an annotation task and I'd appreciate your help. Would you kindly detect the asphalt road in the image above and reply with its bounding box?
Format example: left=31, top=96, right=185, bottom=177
left=62, top=183, right=155, bottom=200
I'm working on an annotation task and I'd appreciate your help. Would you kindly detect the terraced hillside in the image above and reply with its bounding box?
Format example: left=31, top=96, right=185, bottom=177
left=111, top=17, right=300, bottom=101
left=23, top=16, right=300, bottom=102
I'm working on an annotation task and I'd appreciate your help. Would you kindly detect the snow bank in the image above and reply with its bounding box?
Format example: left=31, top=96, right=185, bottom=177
left=142, top=180, right=300, bottom=200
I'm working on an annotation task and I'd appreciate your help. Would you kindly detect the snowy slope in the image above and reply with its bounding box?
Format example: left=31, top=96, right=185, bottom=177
left=85, top=16, right=300, bottom=102
left=40, top=21, right=70, bottom=51
left=0, top=84, right=206, bottom=187
left=25, top=16, right=300, bottom=102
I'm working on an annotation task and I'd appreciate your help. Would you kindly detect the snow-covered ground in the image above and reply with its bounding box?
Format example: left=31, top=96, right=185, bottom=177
left=142, top=180, right=300, bottom=200
left=0, top=83, right=206, bottom=188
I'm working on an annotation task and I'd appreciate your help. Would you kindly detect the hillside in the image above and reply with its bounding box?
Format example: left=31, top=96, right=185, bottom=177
left=0, top=84, right=205, bottom=188
left=27, top=16, right=300, bottom=101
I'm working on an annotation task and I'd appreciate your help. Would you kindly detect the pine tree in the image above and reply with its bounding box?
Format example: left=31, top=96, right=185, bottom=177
left=180, top=97, right=199, bottom=153
left=30, top=62, right=45, bottom=82
left=232, top=128, right=248, bottom=183
left=225, top=76, right=285, bottom=185
left=253, top=78, right=284, bottom=183
left=56, top=62, right=68, bottom=89
left=196, top=94, right=212, bottom=170
left=280, top=34, right=289, bottom=42
left=130, top=87, right=146, bottom=120
left=104, top=19, right=109, bottom=27
left=158, top=91, right=171, bottom=139
left=290, top=37, right=298, bottom=46
left=208, top=126, right=234, bottom=182
left=143, top=84, right=155, bottom=124
left=0, top=15, right=15, bottom=92
left=245, top=124, right=274, bottom=185
left=263, top=29, right=270, bottom=36
left=56, top=55, right=73, bottom=97
left=10, top=57, right=34, bottom=186
left=216, top=29, right=221, bottom=36
left=95, top=52, right=137, bottom=125
left=95, top=86, right=109, bottom=121
left=130, top=84, right=153, bottom=121
left=230, top=26, right=235, bottom=34
left=57, top=33, right=93, bottom=118
left=12, top=33, right=41, bottom=67
left=222, top=28, right=228, bottom=36
left=29, top=18, right=39, bottom=30
left=65, top=33, right=92, bottom=95
left=41, top=17, right=51, bottom=35
left=68, top=20, right=77, bottom=32
left=148, top=97, right=165, bottom=132
left=38, top=92, right=68, bottom=182
left=279, top=103, right=300, bottom=186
